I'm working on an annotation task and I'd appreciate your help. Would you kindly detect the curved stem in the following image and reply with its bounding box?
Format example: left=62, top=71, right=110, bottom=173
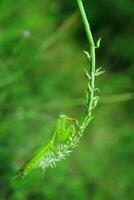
left=77, top=0, right=96, bottom=108
left=77, top=0, right=97, bottom=133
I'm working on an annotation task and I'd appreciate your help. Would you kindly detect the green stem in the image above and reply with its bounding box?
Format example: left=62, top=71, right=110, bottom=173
left=77, top=0, right=95, bottom=46
left=77, top=0, right=96, bottom=110
left=77, top=0, right=97, bottom=133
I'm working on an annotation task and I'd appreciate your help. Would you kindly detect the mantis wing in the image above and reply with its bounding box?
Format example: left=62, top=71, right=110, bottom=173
left=16, top=120, right=58, bottom=178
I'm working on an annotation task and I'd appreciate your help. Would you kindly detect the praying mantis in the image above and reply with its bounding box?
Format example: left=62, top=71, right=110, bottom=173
left=16, top=114, right=78, bottom=178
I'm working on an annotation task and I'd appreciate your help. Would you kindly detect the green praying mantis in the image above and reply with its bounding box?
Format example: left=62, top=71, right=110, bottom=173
left=16, top=114, right=78, bottom=178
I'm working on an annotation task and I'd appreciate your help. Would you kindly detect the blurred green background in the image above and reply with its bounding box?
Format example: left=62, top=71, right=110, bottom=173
left=0, top=0, right=134, bottom=199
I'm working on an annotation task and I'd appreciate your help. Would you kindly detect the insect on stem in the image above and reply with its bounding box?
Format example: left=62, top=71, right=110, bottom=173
left=15, top=0, right=103, bottom=178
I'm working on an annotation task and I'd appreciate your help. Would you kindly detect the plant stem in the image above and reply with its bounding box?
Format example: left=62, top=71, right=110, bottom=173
left=77, top=0, right=97, bottom=133
left=77, top=0, right=96, bottom=109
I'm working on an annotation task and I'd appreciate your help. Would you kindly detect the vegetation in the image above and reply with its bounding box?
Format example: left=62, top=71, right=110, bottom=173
left=16, top=0, right=104, bottom=179
left=0, top=0, right=134, bottom=199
